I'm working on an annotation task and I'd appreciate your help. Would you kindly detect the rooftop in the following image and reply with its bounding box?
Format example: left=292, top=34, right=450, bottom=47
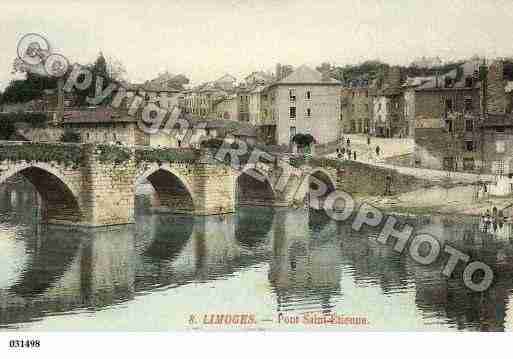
left=63, top=107, right=136, bottom=124
left=273, top=65, right=341, bottom=85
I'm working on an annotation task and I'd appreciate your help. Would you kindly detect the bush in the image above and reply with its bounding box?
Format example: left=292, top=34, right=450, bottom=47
left=59, top=131, right=81, bottom=143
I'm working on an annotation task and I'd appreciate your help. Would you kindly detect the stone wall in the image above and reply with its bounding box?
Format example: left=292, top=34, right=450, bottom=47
left=0, top=160, right=83, bottom=224
left=414, top=128, right=482, bottom=172
left=336, top=160, right=434, bottom=196
left=340, top=87, right=372, bottom=134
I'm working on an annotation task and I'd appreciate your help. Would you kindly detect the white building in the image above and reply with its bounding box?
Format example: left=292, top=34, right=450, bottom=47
left=265, top=65, right=342, bottom=145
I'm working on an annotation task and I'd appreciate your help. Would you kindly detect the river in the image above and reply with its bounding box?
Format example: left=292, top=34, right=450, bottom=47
left=1, top=178, right=513, bottom=331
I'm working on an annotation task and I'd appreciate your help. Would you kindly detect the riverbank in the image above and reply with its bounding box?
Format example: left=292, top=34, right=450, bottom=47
left=353, top=192, right=513, bottom=218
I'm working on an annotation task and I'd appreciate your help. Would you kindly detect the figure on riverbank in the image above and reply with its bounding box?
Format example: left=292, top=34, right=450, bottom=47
left=375, top=145, right=380, bottom=157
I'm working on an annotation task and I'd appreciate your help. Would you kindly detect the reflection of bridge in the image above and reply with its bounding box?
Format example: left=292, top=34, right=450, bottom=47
left=0, top=207, right=310, bottom=327
left=0, top=141, right=338, bottom=227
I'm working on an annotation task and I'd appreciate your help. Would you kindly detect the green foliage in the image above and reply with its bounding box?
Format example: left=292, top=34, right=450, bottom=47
left=135, top=147, right=201, bottom=164
left=0, top=143, right=82, bottom=169
left=292, top=133, right=315, bottom=147
left=0, top=113, right=49, bottom=140
left=74, top=52, right=119, bottom=107
left=59, top=131, right=81, bottom=143
left=289, top=156, right=347, bottom=170
left=0, top=112, right=48, bottom=127
left=318, top=59, right=467, bottom=85
left=0, top=73, right=58, bottom=104
left=95, top=144, right=132, bottom=165
left=0, top=119, right=16, bottom=140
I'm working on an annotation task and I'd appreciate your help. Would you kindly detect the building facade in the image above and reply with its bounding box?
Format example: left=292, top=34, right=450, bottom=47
left=340, top=84, right=372, bottom=134
left=266, top=65, right=342, bottom=145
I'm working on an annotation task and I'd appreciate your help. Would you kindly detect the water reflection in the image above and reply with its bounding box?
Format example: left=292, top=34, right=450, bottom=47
left=2, top=179, right=513, bottom=330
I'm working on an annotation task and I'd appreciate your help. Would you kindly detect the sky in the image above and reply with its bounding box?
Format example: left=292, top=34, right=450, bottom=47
left=1, top=0, right=513, bottom=89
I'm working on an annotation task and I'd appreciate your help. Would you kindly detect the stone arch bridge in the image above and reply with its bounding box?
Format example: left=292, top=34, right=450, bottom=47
left=0, top=142, right=339, bottom=227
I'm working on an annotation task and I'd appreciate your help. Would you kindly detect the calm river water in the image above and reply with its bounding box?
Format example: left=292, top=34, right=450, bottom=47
left=1, top=179, right=513, bottom=331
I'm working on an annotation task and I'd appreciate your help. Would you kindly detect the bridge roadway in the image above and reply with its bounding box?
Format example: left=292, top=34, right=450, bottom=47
left=0, top=141, right=339, bottom=227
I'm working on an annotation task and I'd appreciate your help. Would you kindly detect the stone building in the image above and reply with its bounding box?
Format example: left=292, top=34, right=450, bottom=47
left=265, top=65, right=342, bottom=145
left=408, top=61, right=483, bottom=171
left=479, top=60, right=513, bottom=175
left=340, top=81, right=372, bottom=134
left=182, top=75, right=237, bottom=119
left=212, top=95, right=238, bottom=121
left=237, top=87, right=250, bottom=122
left=372, top=67, right=406, bottom=138
left=62, top=107, right=149, bottom=146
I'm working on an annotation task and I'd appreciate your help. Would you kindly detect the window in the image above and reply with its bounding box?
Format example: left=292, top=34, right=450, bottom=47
left=494, top=160, right=505, bottom=176
left=497, top=127, right=505, bottom=133
left=463, top=158, right=475, bottom=171
left=306, top=108, right=311, bottom=117
left=306, top=90, right=311, bottom=100
left=289, top=107, right=296, bottom=119
left=465, top=119, right=474, bottom=132
left=465, top=140, right=474, bottom=152
left=289, top=89, right=296, bottom=102
left=496, top=140, right=505, bottom=153
left=464, top=98, right=473, bottom=112
left=465, top=77, right=473, bottom=88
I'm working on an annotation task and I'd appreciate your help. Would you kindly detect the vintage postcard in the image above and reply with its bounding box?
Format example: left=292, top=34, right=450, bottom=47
left=1, top=0, right=513, bottom=351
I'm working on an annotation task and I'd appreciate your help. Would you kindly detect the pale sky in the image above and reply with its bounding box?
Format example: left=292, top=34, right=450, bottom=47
left=1, top=0, right=513, bottom=89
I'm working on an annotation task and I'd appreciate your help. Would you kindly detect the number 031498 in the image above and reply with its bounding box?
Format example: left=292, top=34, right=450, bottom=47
left=9, top=339, right=40, bottom=348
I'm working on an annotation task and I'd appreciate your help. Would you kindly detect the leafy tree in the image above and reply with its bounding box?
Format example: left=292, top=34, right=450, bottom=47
left=292, top=133, right=315, bottom=147
left=0, top=72, right=58, bottom=104
left=0, top=119, right=16, bottom=140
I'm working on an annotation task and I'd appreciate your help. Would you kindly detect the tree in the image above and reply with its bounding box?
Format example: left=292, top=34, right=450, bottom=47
left=0, top=72, right=58, bottom=104
left=292, top=133, right=315, bottom=148
left=0, top=119, right=16, bottom=140
left=74, top=52, right=125, bottom=106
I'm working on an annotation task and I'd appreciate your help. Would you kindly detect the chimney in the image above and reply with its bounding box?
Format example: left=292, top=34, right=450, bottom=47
left=486, top=60, right=506, bottom=115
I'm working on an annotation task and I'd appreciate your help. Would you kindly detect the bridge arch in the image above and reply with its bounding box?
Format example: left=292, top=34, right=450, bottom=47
left=301, top=168, right=337, bottom=209
left=0, top=163, right=81, bottom=223
left=236, top=165, right=276, bottom=206
left=136, top=165, right=196, bottom=213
